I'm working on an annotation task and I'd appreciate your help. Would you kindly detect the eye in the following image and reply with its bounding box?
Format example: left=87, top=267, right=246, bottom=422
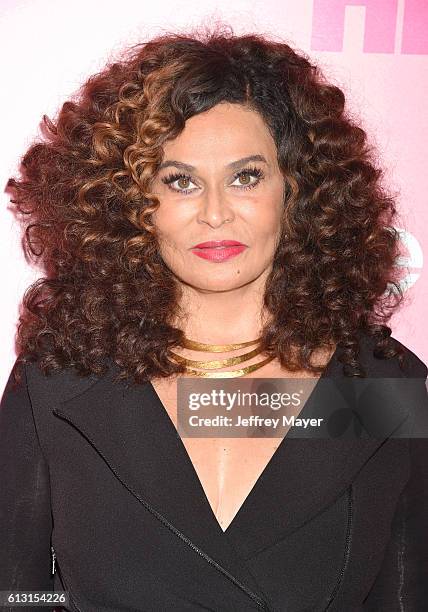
left=161, top=172, right=198, bottom=194
left=231, top=166, right=265, bottom=190
left=160, top=165, right=265, bottom=195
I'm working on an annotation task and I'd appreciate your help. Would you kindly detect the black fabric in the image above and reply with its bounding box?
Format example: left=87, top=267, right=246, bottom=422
left=0, top=331, right=427, bottom=611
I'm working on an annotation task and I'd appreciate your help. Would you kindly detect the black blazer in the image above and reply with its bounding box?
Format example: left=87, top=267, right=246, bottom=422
left=1, top=331, right=428, bottom=612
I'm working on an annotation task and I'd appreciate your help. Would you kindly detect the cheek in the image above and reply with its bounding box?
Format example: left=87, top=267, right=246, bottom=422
left=152, top=211, right=190, bottom=260
left=151, top=203, right=188, bottom=236
left=246, top=210, right=283, bottom=258
left=246, top=199, right=283, bottom=237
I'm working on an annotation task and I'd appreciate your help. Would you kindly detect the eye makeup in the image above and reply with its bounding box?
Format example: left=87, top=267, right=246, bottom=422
left=160, top=165, right=266, bottom=195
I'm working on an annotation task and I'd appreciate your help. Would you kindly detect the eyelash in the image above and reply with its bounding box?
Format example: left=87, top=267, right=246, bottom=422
left=161, top=165, right=265, bottom=195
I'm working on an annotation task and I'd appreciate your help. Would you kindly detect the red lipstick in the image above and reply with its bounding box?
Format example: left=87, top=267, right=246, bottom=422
left=191, top=240, right=247, bottom=262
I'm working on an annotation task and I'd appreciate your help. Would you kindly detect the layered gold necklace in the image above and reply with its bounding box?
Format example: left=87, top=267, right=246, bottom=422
left=169, top=336, right=274, bottom=378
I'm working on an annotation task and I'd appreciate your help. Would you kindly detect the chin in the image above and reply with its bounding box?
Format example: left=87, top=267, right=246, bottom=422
left=184, top=275, right=255, bottom=292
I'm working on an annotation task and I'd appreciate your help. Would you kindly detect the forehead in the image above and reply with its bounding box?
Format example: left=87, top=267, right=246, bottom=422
left=161, top=103, right=276, bottom=162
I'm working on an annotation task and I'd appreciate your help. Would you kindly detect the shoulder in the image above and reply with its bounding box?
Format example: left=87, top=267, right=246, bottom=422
left=354, top=329, right=427, bottom=379
left=24, top=358, right=105, bottom=406
left=389, top=335, right=427, bottom=378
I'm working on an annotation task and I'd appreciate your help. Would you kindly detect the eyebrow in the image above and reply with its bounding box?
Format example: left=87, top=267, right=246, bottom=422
left=158, top=154, right=268, bottom=173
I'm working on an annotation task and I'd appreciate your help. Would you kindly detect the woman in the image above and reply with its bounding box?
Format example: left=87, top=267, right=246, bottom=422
left=1, top=24, right=427, bottom=611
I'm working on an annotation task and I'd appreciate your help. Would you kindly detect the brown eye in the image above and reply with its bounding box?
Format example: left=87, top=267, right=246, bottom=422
left=161, top=172, right=198, bottom=194
left=177, top=177, right=191, bottom=189
left=238, top=174, right=251, bottom=185
left=231, top=167, right=265, bottom=190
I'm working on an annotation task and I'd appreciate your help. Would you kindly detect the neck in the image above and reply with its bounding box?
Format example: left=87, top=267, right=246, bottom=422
left=173, top=277, right=270, bottom=346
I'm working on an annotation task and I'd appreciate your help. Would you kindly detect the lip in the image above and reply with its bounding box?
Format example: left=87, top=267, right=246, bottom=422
left=192, top=240, right=246, bottom=248
left=190, top=241, right=247, bottom=262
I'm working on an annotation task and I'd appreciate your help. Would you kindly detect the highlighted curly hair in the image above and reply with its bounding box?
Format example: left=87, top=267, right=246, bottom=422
left=7, top=23, right=408, bottom=385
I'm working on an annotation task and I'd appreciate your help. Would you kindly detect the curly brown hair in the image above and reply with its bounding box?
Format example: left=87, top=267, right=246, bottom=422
left=7, top=22, right=409, bottom=387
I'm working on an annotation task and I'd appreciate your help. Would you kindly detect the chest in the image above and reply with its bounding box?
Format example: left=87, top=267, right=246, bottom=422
left=150, top=365, right=320, bottom=532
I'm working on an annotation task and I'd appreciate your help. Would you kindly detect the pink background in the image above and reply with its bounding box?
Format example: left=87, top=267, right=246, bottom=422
left=1, top=0, right=427, bottom=387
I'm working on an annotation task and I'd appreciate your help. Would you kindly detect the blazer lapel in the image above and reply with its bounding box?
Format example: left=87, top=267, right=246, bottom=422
left=50, top=356, right=413, bottom=569
left=218, top=371, right=413, bottom=558
left=50, top=360, right=269, bottom=601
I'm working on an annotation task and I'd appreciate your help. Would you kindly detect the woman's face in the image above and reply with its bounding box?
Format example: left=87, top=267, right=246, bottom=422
left=150, top=102, right=285, bottom=292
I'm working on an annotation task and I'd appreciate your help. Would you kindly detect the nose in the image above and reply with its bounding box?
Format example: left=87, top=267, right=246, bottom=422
left=197, top=186, right=235, bottom=228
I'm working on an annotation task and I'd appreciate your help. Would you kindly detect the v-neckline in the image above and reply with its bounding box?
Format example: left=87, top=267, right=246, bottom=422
left=147, top=344, right=339, bottom=537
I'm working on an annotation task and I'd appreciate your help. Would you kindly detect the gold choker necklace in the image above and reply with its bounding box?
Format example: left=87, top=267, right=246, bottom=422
left=169, top=336, right=274, bottom=378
